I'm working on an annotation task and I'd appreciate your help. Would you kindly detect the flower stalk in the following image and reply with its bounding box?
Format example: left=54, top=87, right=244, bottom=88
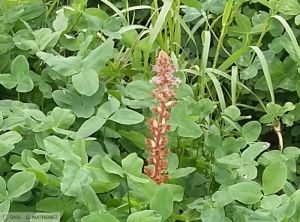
left=144, top=51, right=180, bottom=184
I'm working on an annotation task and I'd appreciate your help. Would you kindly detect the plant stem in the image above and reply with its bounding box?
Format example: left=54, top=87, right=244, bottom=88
left=250, top=17, right=272, bottom=63
left=153, top=103, right=166, bottom=179
left=125, top=175, right=132, bottom=214
left=274, top=120, right=283, bottom=151
left=212, top=28, right=226, bottom=69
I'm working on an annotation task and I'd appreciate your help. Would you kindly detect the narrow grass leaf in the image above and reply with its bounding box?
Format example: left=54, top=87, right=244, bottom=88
left=148, top=0, right=172, bottom=48
left=118, top=25, right=147, bottom=35
left=199, top=31, right=211, bottom=97
left=207, top=68, right=266, bottom=111
left=250, top=46, right=275, bottom=103
left=100, top=0, right=125, bottom=21
left=218, top=46, right=249, bottom=71
left=118, top=5, right=154, bottom=16
left=176, top=14, right=198, bottom=53
left=273, top=15, right=300, bottom=60
left=231, top=66, right=238, bottom=105
left=184, top=68, right=267, bottom=111
left=207, top=72, right=226, bottom=111
left=201, top=31, right=211, bottom=73
left=222, top=0, right=233, bottom=26
left=191, top=16, right=206, bottom=32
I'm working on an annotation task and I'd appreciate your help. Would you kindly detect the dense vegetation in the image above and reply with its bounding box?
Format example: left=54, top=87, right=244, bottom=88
left=0, top=0, right=300, bottom=221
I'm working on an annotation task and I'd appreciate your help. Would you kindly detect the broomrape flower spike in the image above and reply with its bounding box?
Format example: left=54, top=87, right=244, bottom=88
left=144, top=51, right=181, bottom=184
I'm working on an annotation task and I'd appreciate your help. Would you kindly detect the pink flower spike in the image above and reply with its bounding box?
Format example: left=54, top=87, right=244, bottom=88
left=144, top=51, right=180, bottom=185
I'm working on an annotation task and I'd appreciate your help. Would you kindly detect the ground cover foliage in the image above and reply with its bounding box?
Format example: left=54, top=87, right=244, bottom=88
left=0, top=0, right=300, bottom=221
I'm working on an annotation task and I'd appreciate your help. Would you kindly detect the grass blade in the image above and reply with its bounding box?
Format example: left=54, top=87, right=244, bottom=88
left=207, top=72, right=226, bottom=111
left=176, top=14, right=198, bottom=54
left=148, top=0, right=173, bottom=47
left=218, top=46, right=249, bottom=71
left=198, top=68, right=266, bottom=111
left=144, top=0, right=173, bottom=70
left=250, top=46, right=275, bottom=103
left=272, top=15, right=300, bottom=60
left=231, top=66, right=238, bottom=105
left=183, top=68, right=267, bottom=111
left=201, top=31, right=211, bottom=73
left=190, top=16, right=206, bottom=37
left=117, top=5, right=154, bottom=16
left=101, top=0, right=126, bottom=21
left=118, top=25, right=147, bottom=35
left=199, top=31, right=211, bottom=98
left=222, top=0, right=233, bottom=26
